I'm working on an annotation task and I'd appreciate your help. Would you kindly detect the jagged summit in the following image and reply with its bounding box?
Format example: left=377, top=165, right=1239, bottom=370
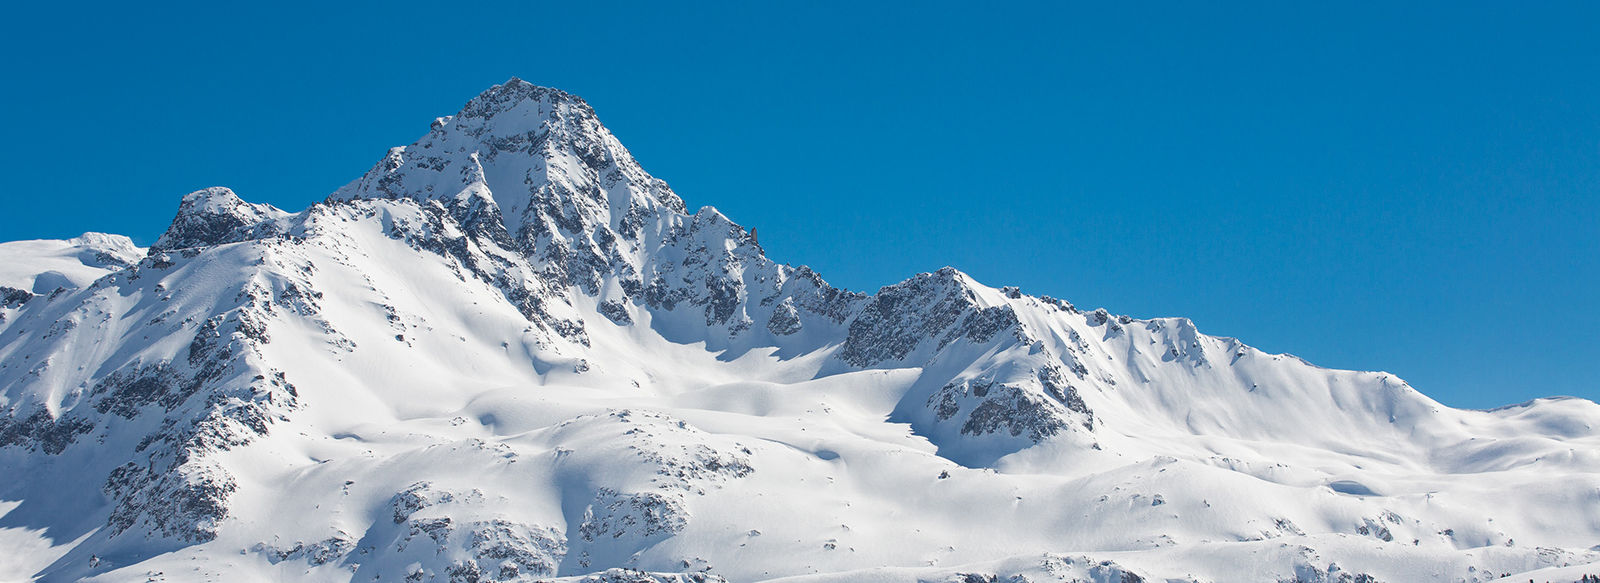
left=331, top=78, right=686, bottom=244
left=459, top=77, right=595, bottom=121
left=2, top=82, right=1598, bottom=583
left=151, top=187, right=291, bottom=252
left=321, top=79, right=854, bottom=354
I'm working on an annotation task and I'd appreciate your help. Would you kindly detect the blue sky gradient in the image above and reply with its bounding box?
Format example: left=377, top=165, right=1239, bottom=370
left=2, top=2, right=1596, bottom=408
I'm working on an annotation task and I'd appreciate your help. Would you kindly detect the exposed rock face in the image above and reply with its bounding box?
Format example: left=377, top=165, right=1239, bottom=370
left=578, top=488, right=687, bottom=543
left=0, top=286, right=31, bottom=308
left=151, top=187, right=292, bottom=252
left=838, top=268, right=1024, bottom=367
left=368, top=481, right=567, bottom=582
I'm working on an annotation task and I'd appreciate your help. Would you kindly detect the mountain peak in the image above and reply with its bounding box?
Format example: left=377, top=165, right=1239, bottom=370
left=152, top=187, right=289, bottom=252
left=335, top=80, right=676, bottom=204
left=448, top=78, right=597, bottom=135
left=331, top=81, right=692, bottom=286
left=474, top=77, right=588, bottom=109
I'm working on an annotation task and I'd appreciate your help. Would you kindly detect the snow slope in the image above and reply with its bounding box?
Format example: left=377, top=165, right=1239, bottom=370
left=1, top=79, right=1596, bottom=583
left=0, top=234, right=142, bottom=293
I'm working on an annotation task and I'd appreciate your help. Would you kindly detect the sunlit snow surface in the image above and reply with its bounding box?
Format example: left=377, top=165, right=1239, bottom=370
left=2, top=80, right=1597, bottom=583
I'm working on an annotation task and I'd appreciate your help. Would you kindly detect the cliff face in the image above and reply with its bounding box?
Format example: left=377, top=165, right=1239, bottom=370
left=1, top=80, right=1597, bottom=583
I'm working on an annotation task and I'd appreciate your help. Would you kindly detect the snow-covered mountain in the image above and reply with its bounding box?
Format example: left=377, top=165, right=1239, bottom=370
left=2, top=79, right=1597, bottom=583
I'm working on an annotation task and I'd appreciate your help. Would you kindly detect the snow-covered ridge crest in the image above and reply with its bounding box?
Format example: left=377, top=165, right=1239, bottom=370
left=2, top=80, right=1598, bottom=583
left=0, top=232, right=142, bottom=295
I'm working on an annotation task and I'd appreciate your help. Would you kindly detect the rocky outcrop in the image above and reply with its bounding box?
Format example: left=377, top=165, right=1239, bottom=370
left=0, top=286, right=31, bottom=308
left=151, top=187, right=293, bottom=252
left=365, top=482, right=567, bottom=582
left=838, top=268, right=1023, bottom=367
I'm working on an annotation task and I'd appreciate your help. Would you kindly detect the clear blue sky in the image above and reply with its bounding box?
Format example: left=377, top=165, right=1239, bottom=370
left=3, top=2, right=1596, bottom=409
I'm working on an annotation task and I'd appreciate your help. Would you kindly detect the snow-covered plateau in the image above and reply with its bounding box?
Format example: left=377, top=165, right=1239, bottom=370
left=2, top=80, right=1596, bottom=583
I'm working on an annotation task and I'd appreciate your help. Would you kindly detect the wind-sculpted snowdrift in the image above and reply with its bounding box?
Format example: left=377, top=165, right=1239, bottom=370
left=2, top=80, right=1597, bottom=583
